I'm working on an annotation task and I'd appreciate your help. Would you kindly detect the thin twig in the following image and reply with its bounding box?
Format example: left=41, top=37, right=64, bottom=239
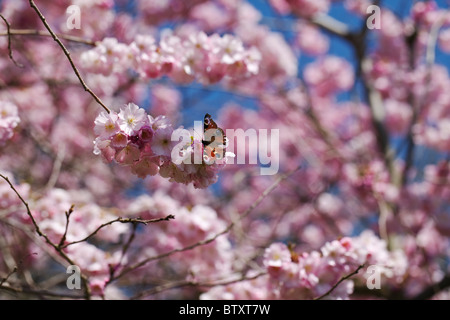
left=110, top=166, right=300, bottom=283
left=61, top=215, right=175, bottom=248
left=0, top=267, right=18, bottom=287
left=314, top=264, right=365, bottom=300
left=0, top=29, right=96, bottom=46
left=57, top=205, right=75, bottom=248
left=111, top=222, right=140, bottom=280
left=0, top=284, right=84, bottom=299
left=28, top=0, right=110, bottom=113
left=131, top=271, right=267, bottom=300
left=45, top=144, right=66, bottom=192
left=0, top=14, right=24, bottom=67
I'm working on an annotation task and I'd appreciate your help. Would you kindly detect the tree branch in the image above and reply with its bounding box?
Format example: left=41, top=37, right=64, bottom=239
left=0, top=14, right=24, bottom=67
left=61, top=215, right=175, bottom=248
left=0, top=29, right=96, bottom=46
left=311, top=13, right=351, bottom=38
left=0, top=284, right=84, bottom=299
left=28, top=0, right=110, bottom=113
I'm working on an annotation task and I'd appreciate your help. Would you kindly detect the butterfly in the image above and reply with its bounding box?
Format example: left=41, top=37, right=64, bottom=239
left=202, top=113, right=228, bottom=163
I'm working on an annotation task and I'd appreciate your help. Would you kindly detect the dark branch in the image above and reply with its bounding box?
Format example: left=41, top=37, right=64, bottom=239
left=28, top=0, right=110, bottom=113
left=0, top=284, right=84, bottom=299
left=62, top=215, right=175, bottom=248
left=57, top=205, right=75, bottom=248
left=0, top=267, right=17, bottom=287
left=0, top=14, right=24, bottom=67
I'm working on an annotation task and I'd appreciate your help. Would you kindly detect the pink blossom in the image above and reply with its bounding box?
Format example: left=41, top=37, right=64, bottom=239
left=263, top=243, right=292, bottom=278
left=94, top=111, right=119, bottom=138
left=80, top=31, right=260, bottom=84
left=304, top=56, right=354, bottom=96
left=152, top=126, right=175, bottom=156
left=439, top=28, right=450, bottom=53
left=384, top=99, right=413, bottom=135
left=295, top=23, right=329, bottom=56
left=117, top=103, right=147, bottom=135
left=0, top=101, right=20, bottom=145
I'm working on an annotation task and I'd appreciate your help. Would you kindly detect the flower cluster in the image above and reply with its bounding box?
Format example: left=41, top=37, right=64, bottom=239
left=137, top=0, right=208, bottom=26
left=304, top=56, right=355, bottom=97
left=80, top=32, right=261, bottom=84
left=201, top=231, right=407, bottom=300
left=342, top=160, right=400, bottom=206
left=295, top=22, right=329, bottom=56
left=269, top=0, right=330, bottom=18
left=93, top=103, right=234, bottom=189
left=0, top=101, right=20, bottom=145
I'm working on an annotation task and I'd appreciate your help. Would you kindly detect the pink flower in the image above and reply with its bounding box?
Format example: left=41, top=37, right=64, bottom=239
left=131, top=158, right=159, bottom=178
left=110, top=132, right=128, bottom=148
left=295, top=23, right=329, bottom=56
left=94, top=111, right=119, bottom=138
left=269, top=0, right=330, bottom=18
left=304, top=56, right=354, bottom=96
left=263, top=242, right=292, bottom=278
left=212, top=34, right=245, bottom=65
left=93, top=104, right=234, bottom=188
left=115, top=144, right=140, bottom=164
left=0, top=101, right=20, bottom=145
left=439, top=28, right=450, bottom=53
left=80, top=31, right=260, bottom=84
left=152, top=126, right=175, bottom=156
left=80, top=50, right=110, bottom=75
left=117, top=103, right=147, bottom=135
left=384, top=99, right=413, bottom=135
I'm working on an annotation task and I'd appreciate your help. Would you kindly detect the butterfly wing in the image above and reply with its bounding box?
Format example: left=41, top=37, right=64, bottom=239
left=202, top=113, right=227, bottom=162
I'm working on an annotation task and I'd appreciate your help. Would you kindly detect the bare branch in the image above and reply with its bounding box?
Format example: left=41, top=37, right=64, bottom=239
left=0, top=14, right=24, bottom=67
left=57, top=205, right=75, bottom=248
left=0, top=29, right=96, bottom=46
left=0, top=284, right=84, bottom=299
left=0, top=267, right=17, bottom=287
left=28, top=0, right=110, bottom=113
left=62, top=215, right=175, bottom=248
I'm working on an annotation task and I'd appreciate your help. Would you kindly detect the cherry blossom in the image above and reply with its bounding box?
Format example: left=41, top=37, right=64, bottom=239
left=0, top=0, right=449, bottom=302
